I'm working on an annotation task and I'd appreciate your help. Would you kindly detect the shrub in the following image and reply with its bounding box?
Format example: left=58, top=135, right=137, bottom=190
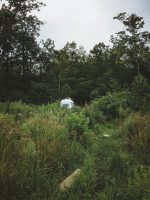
left=120, top=113, right=150, bottom=164
left=0, top=101, right=36, bottom=119
left=84, top=103, right=106, bottom=127
left=130, top=75, right=150, bottom=111
left=64, top=110, right=89, bottom=144
left=100, top=166, right=150, bottom=200
left=126, top=166, right=150, bottom=200
left=38, top=102, right=60, bottom=113
left=22, top=113, right=85, bottom=175
left=85, top=91, right=131, bottom=126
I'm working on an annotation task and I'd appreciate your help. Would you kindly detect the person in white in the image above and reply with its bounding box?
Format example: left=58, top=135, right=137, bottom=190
left=60, top=98, right=74, bottom=109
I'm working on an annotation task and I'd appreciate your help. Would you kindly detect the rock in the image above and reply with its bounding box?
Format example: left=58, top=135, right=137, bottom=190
left=59, top=169, right=81, bottom=191
left=103, top=134, right=110, bottom=137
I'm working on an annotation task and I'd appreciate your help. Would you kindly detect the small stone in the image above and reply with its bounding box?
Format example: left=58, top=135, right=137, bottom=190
left=103, top=134, right=110, bottom=137
left=59, top=169, right=81, bottom=191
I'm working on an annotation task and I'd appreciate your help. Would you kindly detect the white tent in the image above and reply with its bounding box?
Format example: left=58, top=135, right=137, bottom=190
left=60, top=98, right=74, bottom=109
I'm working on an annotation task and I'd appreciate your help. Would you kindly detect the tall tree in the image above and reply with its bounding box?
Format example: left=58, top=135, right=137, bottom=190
left=0, top=0, right=44, bottom=101
left=111, top=13, right=150, bottom=84
left=88, top=42, right=111, bottom=98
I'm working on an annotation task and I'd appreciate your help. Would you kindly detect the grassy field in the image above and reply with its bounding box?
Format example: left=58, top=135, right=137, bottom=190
left=0, top=98, right=150, bottom=200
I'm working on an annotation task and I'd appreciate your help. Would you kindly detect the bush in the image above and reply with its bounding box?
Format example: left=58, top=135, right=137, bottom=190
left=85, top=91, right=131, bottom=126
left=84, top=103, right=106, bottom=127
left=38, top=102, right=60, bottom=113
left=0, top=101, right=36, bottom=119
left=22, top=112, right=85, bottom=174
left=126, top=166, right=150, bottom=200
left=64, top=110, right=90, bottom=146
left=130, top=75, right=150, bottom=111
left=120, top=113, right=150, bottom=164
left=99, top=166, right=150, bottom=200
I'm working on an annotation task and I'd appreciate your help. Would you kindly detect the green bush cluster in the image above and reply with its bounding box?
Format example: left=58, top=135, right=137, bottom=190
left=64, top=111, right=89, bottom=137
left=130, top=75, right=150, bottom=111
left=85, top=91, right=131, bottom=127
left=97, top=165, right=150, bottom=200
left=0, top=101, right=37, bottom=120
left=120, top=112, right=150, bottom=165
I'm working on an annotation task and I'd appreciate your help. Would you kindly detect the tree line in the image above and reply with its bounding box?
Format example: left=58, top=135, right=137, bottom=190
left=0, top=0, right=150, bottom=104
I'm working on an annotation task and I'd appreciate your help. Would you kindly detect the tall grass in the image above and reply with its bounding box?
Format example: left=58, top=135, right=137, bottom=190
left=0, top=112, right=85, bottom=199
left=0, top=98, right=150, bottom=199
left=120, top=112, right=150, bottom=164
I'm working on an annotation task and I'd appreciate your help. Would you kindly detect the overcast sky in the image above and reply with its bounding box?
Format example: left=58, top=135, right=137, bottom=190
left=37, top=0, right=150, bottom=51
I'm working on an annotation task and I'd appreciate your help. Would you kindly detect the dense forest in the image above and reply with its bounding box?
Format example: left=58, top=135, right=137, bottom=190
left=1, top=0, right=150, bottom=200
left=0, top=0, right=150, bottom=104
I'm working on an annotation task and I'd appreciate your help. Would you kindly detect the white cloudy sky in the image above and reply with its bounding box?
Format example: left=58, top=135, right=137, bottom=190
left=37, top=0, right=150, bottom=51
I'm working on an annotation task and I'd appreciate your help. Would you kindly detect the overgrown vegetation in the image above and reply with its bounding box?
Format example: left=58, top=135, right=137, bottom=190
left=0, top=88, right=150, bottom=199
left=1, top=0, right=150, bottom=199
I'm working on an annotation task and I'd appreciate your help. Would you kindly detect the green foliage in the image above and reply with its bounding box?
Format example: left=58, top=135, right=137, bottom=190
left=38, top=102, right=60, bottom=113
left=1, top=5, right=150, bottom=199
left=0, top=101, right=37, bottom=120
left=0, top=111, right=85, bottom=199
left=109, top=152, right=130, bottom=179
left=64, top=111, right=89, bottom=134
left=85, top=91, right=131, bottom=127
left=21, top=112, right=85, bottom=174
left=130, top=75, right=150, bottom=111
left=126, top=166, right=150, bottom=200
left=63, top=110, right=91, bottom=148
left=0, top=0, right=44, bottom=102
left=60, top=155, right=97, bottom=200
left=0, top=113, right=23, bottom=199
left=120, top=112, right=150, bottom=165
left=84, top=103, right=106, bottom=126
left=1, top=7, right=150, bottom=104
left=88, top=124, right=150, bottom=200
left=98, top=166, right=150, bottom=200
left=1, top=99, right=150, bottom=199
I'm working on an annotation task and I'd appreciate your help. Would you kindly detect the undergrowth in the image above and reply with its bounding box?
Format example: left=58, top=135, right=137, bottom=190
left=0, top=92, right=150, bottom=199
